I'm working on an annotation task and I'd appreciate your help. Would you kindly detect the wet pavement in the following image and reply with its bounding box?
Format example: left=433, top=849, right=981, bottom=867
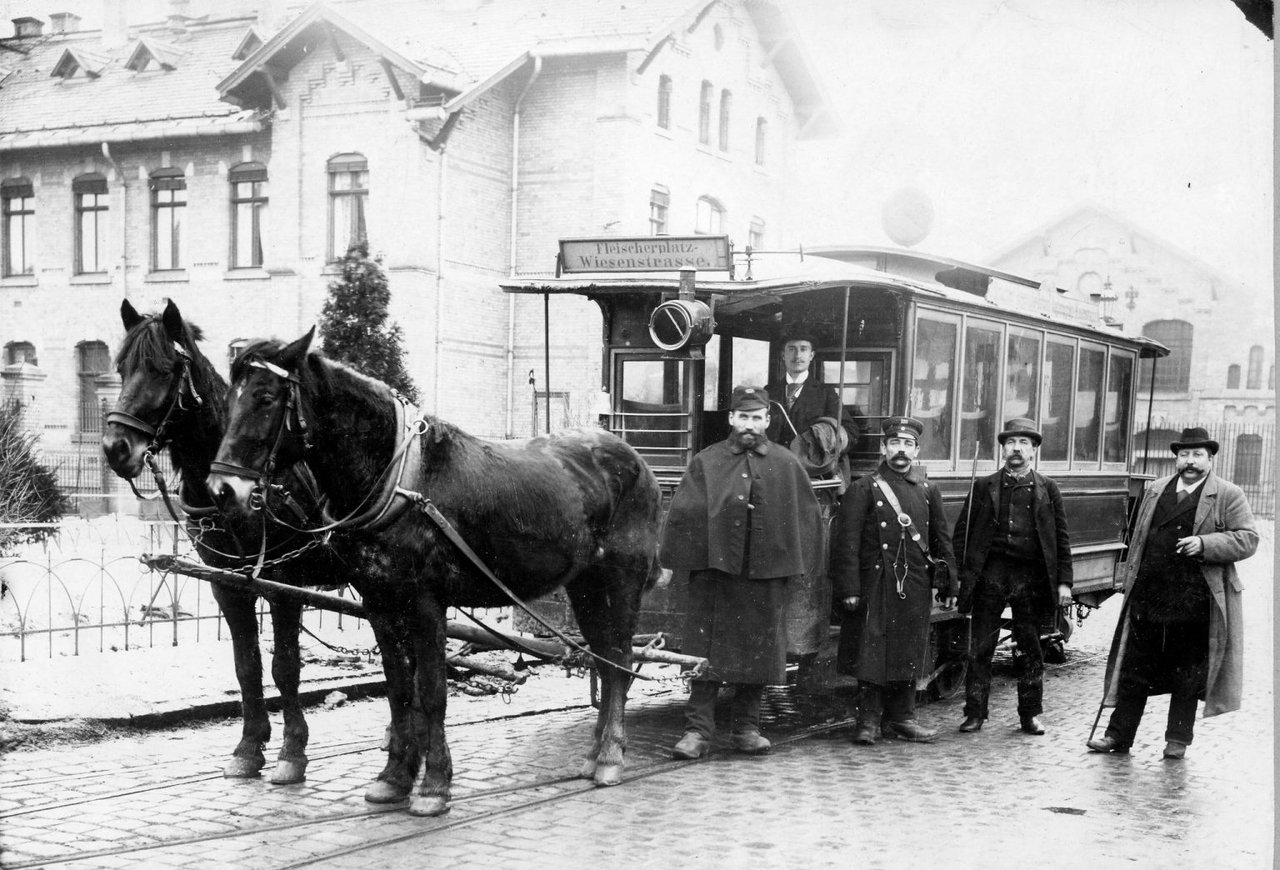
left=0, top=530, right=1272, bottom=869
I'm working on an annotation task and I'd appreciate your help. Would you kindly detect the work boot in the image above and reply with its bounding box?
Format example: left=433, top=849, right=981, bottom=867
left=883, top=719, right=938, bottom=743
left=958, top=716, right=984, bottom=733
left=1086, top=734, right=1130, bottom=754
left=1162, top=741, right=1187, bottom=760
left=852, top=721, right=878, bottom=746
left=672, top=731, right=710, bottom=760
left=731, top=729, right=772, bottom=755
left=1020, top=715, right=1045, bottom=735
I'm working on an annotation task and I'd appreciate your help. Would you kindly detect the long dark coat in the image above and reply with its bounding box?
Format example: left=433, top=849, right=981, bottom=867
left=830, top=462, right=957, bottom=684
left=951, top=469, right=1073, bottom=614
left=1101, top=472, right=1257, bottom=716
left=660, top=438, right=823, bottom=682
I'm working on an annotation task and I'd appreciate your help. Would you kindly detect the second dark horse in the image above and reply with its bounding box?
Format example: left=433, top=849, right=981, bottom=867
left=207, top=328, right=661, bottom=816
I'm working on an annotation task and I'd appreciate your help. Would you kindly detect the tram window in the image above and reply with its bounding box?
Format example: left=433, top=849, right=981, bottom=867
left=960, top=322, right=1001, bottom=462
left=1105, top=351, right=1134, bottom=464
left=702, top=335, right=768, bottom=411
left=1075, top=345, right=1106, bottom=462
left=614, top=356, right=688, bottom=468
left=911, top=315, right=958, bottom=460
left=1005, top=328, right=1041, bottom=424
left=1040, top=338, right=1075, bottom=461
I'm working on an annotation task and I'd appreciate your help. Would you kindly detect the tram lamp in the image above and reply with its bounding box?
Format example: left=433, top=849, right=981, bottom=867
left=649, top=298, right=714, bottom=358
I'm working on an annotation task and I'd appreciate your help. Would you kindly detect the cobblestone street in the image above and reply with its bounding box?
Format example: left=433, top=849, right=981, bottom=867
left=0, top=531, right=1272, bottom=869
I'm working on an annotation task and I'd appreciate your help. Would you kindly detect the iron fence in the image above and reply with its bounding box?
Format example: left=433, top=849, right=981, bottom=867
left=1135, top=420, right=1275, bottom=517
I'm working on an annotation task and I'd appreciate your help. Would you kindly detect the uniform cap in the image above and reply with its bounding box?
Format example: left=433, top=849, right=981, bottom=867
left=729, top=385, right=770, bottom=412
left=882, top=416, right=924, bottom=440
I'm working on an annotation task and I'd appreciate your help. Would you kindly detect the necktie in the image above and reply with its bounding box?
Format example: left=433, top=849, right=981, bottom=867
left=1176, top=489, right=1188, bottom=503
left=787, top=383, right=801, bottom=407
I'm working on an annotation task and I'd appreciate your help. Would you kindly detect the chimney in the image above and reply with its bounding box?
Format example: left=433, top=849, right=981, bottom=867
left=101, top=0, right=128, bottom=48
left=11, top=17, right=44, bottom=37
left=168, top=0, right=191, bottom=33
left=49, top=12, right=82, bottom=34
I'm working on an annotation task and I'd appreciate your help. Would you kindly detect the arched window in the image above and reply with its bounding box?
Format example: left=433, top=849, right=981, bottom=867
left=1246, top=344, right=1263, bottom=389
left=649, top=186, right=669, bottom=236
left=754, top=117, right=767, bottom=166
left=695, top=196, right=724, bottom=235
left=718, top=89, right=732, bottom=152
left=149, top=167, right=186, bottom=271
left=76, top=340, right=110, bottom=438
left=656, top=75, right=672, bottom=130
left=1227, top=364, right=1241, bottom=389
left=2, top=177, right=35, bottom=276
left=698, top=81, right=712, bottom=146
left=229, top=162, right=268, bottom=268
left=4, top=340, right=36, bottom=366
left=73, top=173, right=108, bottom=274
left=327, top=153, right=368, bottom=260
left=1139, top=320, right=1192, bottom=392
left=1233, top=433, right=1263, bottom=486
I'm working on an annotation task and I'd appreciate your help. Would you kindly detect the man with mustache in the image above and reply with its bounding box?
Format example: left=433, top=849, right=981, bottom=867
left=661, top=386, right=822, bottom=759
left=951, top=418, right=1074, bottom=736
left=1088, top=426, right=1257, bottom=759
left=831, top=416, right=958, bottom=745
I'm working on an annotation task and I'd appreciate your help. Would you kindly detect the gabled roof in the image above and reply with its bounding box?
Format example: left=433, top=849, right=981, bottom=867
left=125, top=37, right=186, bottom=72
left=231, top=28, right=263, bottom=61
left=50, top=47, right=111, bottom=79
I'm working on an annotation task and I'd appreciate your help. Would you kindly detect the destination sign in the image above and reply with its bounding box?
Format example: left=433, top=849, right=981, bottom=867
left=559, top=236, right=731, bottom=273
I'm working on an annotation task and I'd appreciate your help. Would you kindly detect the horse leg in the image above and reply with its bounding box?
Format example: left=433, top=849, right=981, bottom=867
left=364, top=613, right=418, bottom=803
left=211, top=584, right=269, bottom=778
left=566, top=569, right=641, bottom=787
left=408, top=591, right=452, bottom=817
left=267, top=600, right=308, bottom=784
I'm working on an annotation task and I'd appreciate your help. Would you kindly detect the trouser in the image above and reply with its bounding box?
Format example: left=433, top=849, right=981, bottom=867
left=858, top=680, right=916, bottom=724
left=964, top=556, right=1047, bottom=719
left=1105, top=618, right=1209, bottom=746
left=683, top=680, right=765, bottom=737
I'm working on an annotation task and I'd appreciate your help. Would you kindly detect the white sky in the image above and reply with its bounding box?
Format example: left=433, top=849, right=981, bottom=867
left=1, top=0, right=1272, bottom=293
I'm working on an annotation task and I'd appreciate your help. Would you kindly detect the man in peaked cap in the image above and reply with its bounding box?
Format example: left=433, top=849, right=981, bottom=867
left=952, top=417, right=1074, bottom=736
left=830, top=414, right=957, bottom=745
left=1087, top=426, right=1257, bottom=760
left=660, top=385, right=823, bottom=760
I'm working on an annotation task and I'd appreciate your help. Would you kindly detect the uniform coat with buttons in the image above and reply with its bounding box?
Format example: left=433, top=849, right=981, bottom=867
left=952, top=469, right=1073, bottom=614
left=830, top=462, right=958, bottom=683
left=660, top=437, right=823, bottom=682
left=1101, top=471, right=1257, bottom=716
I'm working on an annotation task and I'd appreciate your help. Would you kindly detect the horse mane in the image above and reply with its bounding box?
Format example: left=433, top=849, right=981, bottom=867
left=117, top=309, right=227, bottom=425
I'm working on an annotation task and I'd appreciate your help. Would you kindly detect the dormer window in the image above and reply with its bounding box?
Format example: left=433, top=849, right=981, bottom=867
left=50, top=48, right=109, bottom=80
left=125, top=39, right=183, bottom=72
left=232, top=28, right=263, bottom=61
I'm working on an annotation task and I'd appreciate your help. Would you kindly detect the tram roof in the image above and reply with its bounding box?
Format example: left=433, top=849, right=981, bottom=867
left=501, top=247, right=1170, bottom=357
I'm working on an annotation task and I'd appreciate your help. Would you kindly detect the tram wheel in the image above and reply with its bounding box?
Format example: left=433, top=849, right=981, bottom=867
left=1042, top=638, right=1067, bottom=665
left=929, top=658, right=967, bottom=701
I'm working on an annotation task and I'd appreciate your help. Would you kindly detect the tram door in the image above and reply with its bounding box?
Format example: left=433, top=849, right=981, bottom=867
left=822, top=350, right=893, bottom=457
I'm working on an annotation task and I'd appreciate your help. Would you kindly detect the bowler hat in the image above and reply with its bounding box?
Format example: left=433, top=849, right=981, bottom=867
left=1170, top=426, right=1219, bottom=455
left=997, top=417, right=1043, bottom=446
left=792, top=416, right=849, bottom=476
left=882, top=415, right=924, bottom=441
left=729, top=385, right=770, bottom=412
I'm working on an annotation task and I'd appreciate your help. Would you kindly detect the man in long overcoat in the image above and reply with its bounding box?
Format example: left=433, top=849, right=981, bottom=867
left=952, top=418, right=1074, bottom=736
left=1087, top=427, right=1257, bottom=760
left=660, top=385, right=822, bottom=760
left=831, top=416, right=957, bottom=745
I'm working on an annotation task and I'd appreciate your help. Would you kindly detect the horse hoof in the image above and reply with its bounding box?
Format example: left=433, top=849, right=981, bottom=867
left=364, top=780, right=411, bottom=804
left=578, top=758, right=597, bottom=780
left=269, top=758, right=308, bottom=785
left=593, top=763, right=623, bottom=787
left=223, top=756, right=265, bottom=778
left=408, top=795, right=450, bottom=817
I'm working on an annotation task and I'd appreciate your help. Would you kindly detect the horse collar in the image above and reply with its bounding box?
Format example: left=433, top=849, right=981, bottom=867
left=333, top=394, right=429, bottom=533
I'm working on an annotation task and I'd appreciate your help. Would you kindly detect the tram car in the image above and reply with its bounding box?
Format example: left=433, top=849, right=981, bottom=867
left=503, top=239, right=1168, bottom=693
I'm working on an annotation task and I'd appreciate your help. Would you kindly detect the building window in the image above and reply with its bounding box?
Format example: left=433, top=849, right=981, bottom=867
left=649, top=187, right=669, bottom=236
left=1246, top=345, right=1263, bottom=389
left=76, top=340, right=110, bottom=438
left=4, top=340, right=36, bottom=365
left=695, top=196, right=724, bottom=235
left=328, top=153, right=368, bottom=261
left=1139, top=319, right=1192, bottom=392
left=1233, top=433, right=1263, bottom=486
left=2, top=177, right=35, bottom=276
left=754, top=117, right=767, bottom=165
left=698, top=81, right=712, bottom=146
left=228, top=338, right=248, bottom=368
left=73, top=173, right=108, bottom=274
left=149, top=168, right=186, bottom=271
left=1227, top=364, right=1241, bottom=389
left=718, top=89, right=732, bottom=152
left=748, top=218, right=764, bottom=250
left=657, top=75, right=672, bottom=130
left=229, top=162, right=268, bottom=268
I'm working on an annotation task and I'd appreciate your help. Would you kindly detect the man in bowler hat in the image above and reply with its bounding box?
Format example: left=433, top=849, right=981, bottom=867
left=764, top=330, right=858, bottom=473
left=830, top=415, right=957, bottom=745
left=1087, top=426, right=1257, bottom=759
left=660, top=385, right=822, bottom=759
left=952, top=417, right=1073, bottom=736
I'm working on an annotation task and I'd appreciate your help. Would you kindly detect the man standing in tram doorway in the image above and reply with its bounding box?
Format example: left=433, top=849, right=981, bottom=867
left=764, top=329, right=858, bottom=481
left=660, top=385, right=823, bottom=760
left=1087, top=426, right=1257, bottom=760
left=952, top=418, right=1074, bottom=736
left=831, top=416, right=957, bottom=745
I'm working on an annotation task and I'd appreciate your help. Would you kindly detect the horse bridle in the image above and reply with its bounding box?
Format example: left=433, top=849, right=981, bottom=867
left=106, top=341, right=204, bottom=460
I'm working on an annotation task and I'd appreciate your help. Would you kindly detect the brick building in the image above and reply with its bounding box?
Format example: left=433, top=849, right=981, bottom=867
left=0, top=0, right=834, bottom=498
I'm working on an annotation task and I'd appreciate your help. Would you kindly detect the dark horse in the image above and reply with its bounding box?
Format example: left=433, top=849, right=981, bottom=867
left=102, top=299, right=361, bottom=784
left=206, top=328, right=661, bottom=816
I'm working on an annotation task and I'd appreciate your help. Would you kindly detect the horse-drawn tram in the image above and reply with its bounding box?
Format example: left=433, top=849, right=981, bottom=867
left=504, top=237, right=1169, bottom=691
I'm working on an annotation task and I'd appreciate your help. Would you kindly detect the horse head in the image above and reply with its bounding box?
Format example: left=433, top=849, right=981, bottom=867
left=103, top=298, right=220, bottom=479
left=207, top=328, right=317, bottom=540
